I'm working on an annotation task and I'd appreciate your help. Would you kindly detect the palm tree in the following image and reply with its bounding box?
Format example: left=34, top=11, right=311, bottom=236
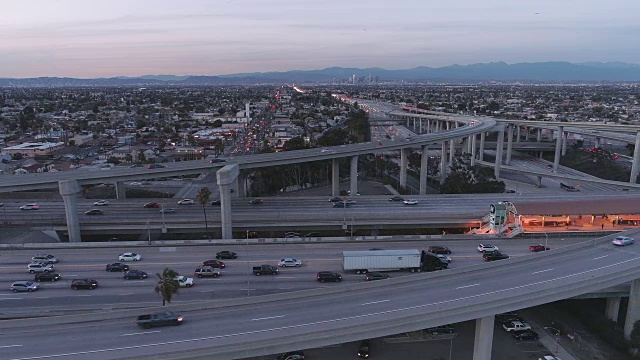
left=196, top=186, right=211, bottom=229
left=154, top=268, right=179, bottom=306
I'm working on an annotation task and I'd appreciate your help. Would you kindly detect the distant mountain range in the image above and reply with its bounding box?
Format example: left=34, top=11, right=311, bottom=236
left=2, top=61, right=640, bottom=86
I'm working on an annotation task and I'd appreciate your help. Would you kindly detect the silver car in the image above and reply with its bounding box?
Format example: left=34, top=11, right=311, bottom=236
left=28, top=262, right=54, bottom=273
left=31, top=254, right=59, bottom=264
left=278, top=258, right=302, bottom=267
left=10, top=281, right=39, bottom=292
left=612, top=236, right=635, bottom=246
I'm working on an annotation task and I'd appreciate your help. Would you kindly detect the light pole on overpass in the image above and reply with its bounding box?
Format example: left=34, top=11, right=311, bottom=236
left=544, top=232, right=549, bottom=249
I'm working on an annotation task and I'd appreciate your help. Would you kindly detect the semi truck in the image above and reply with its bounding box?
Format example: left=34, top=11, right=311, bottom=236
left=342, top=249, right=447, bottom=274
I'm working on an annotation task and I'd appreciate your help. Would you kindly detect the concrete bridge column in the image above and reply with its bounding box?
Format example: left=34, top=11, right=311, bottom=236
left=629, top=131, right=640, bottom=183
left=419, top=118, right=423, bottom=134
left=420, top=145, right=428, bottom=195
left=412, top=118, right=416, bottom=132
left=595, top=136, right=601, bottom=148
left=516, top=126, right=521, bottom=142
left=350, top=156, right=358, bottom=196
left=426, top=119, right=430, bottom=133
left=625, top=279, right=640, bottom=339
left=399, top=148, right=409, bottom=189
left=232, top=176, right=240, bottom=198
left=217, top=164, right=239, bottom=240
left=473, top=315, right=495, bottom=360
left=495, top=126, right=505, bottom=179
left=506, top=124, right=514, bottom=165
left=537, top=128, right=542, bottom=142
left=471, top=134, right=477, bottom=166
left=553, top=126, right=563, bottom=173
left=115, top=181, right=126, bottom=199
left=440, top=141, right=447, bottom=184
left=606, top=296, right=621, bottom=322
left=525, top=127, right=530, bottom=141
left=536, top=176, right=542, bottom=187
left=331, top=158, right=340, bottom=197
left=561, top=132, right=568, bottom=156
left=479, top=132, right=486, bottom=161
left=462, top=137, right=470, bottom=155
left=59, top=180, right=82, bottom=243
left=237, top=173, right=246, bottom=198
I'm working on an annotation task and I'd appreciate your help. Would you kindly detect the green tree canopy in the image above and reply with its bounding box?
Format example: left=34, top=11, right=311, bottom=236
left=154, top=268, right=180, bottom=306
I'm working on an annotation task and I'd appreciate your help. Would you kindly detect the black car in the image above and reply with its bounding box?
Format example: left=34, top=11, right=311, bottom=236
left=216, top=251, right=237, bottom=259
left=389, top=196, right=404, bottom=201
left=511, top=329, right=539, bottom=341
left=84, top=209, right=104, bottom=215
left=316, top=271, right=342, bottom=282
left=249, top=198, right=264, bottom=205
left=124, top=270, right=148, bottom=280
left=496, top=312, right=522, bottom=323
left=106, top=262, right=130, bottom=272
left=71, top=279, right=99, bottom=290
left=276, top=351, right=305, bottom=360
left=328, top=196, right=343, bottom=202
left=428, top=245, right=452, bottom=255
left=210, top=159, right=227, bottom=163
left=483, top=251, right=510, bottom=261
left=357, top=339, right=371, bottom=358
left=426, top=325, right=456, bottom=335
left=35, top=272, right=61, bottom=282
left=365, top=272, right=390, bottom=281
left=211, top=199, right=221, bottom=206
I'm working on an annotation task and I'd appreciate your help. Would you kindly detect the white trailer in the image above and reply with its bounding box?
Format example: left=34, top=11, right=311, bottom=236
left=342, top=249, right=422, bottom=274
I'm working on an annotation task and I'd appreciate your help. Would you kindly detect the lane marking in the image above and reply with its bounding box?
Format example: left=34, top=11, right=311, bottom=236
left=532, top=269, right=554, bottom=275
left=276, top=277, right=296, bottom=279
left=0, top=298, right=23, bottom=300
left=456, top=283, right=480, bottom=289
left=118, top=293, right=134, bottom=296
left=0, top=345, right=22, bottom=349
left=361, top=300, right=389, bottom=306
left=251, top=315, right=285, bottom=321
left=594, top=255, right=609, bottom=260
left=121, top=331, right=161, bottom=337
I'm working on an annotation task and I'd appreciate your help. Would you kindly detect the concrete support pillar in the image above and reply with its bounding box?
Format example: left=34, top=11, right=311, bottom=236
left=536, top=176, right=542, bottom=188
left=115, top=181, right=126, bottom=200
left=462, top=137, right=470, bottom=155
left=350, top=156, right=358, bottom=196
left=506, top=124, right=514, bottom=165
left=420, top=145, right=428, bottom=195
left=440, top=141, right=447, bottom=184
left=516, top=126, right=521, bottom=142
left=537, top=128, right=542, bottom=142
left=629, top=131, right=640, bottom=183
left=561, top=132, right=568, bottom=156
left=237, top=173, right=246, bottom=198
left=525, top=127, right=530, bottom=141
left=495, top=126, right=505, bottom=179
left=449, top=137, right=455, bottom=167
left=595, top=137, right=601, bottom=148
left=426, top=119, right=430, bottom=133
left=479, top=132, right=485, bottom=161
left=625, top=279, right=640, bottom=339
left=473, top=316, right=495, bottom=360
left=59, top=180, right=82, bottom=243
left=412, top=118, right=416, bottom=132
left=232, top=176, right=240, bottom=198
left=331, top=158, right=340, bottom=197
left=419, top=118, right=423, bottom=134
left=399, top=148, right=409, bottom=189
left=553, top=126, right=563, bottom=173
left=217, top=164, right=239, bottom=240
left=606, top=296, right=621, bottom=322
left=471, top=134, right=477, bottom=166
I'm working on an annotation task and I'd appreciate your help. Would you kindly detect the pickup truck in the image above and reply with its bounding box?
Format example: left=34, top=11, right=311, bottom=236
left=502, top=321, right=532, bottom=332
left=253, top=264, right=279, bottom=276
left=194, top=266, right=221, bottom=278
left=137, top=311, right=183, bottom=328
left=173, top=275, right=194, bottom=287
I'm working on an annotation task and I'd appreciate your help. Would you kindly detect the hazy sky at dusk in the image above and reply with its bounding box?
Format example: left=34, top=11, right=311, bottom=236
left=1, top=0, right=638, bottom=78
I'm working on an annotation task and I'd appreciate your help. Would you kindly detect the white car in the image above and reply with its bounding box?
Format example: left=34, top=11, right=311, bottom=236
left=612, top=236, right=635, bottom=246
left=93, top=200, right=109, bottom=206
left=20, top=203, right=39, bottom=210
left=478, top=244, right=498, bottom=252
left=278, top=258, right=302, bottom=267
left=403, top=199, right=418, bottom=205
left=178, top=199, right=195, bottom=205
left=538, top=356, right=562, bottom=360
left=436, top=254, right=452, bottom=263
left=129, top=182, right=142, bottom=186
left=174, top=275, right=194, bottom=287
left=118, top=252, right=142, bottom=262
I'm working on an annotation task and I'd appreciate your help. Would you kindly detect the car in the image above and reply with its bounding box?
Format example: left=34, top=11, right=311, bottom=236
left=28, top=262, right=54, bottom=273
left=612, top=236, right=635, bottom=246
left=484, top=251, right=509, bottom=261
left=529, top=244, right=551, bottom=252
left=71, top=279, right=99, bottom=290
left=365, top=272, right=390, bottom=281
left=20, top=203, right=39, bottom=210
left=147, top=164, right=165, bottom=169
left=285, top=232, right=300, bottom=238
left=316, top=271, right=342, bottom=282
left=202, top=259, right=226, bottom=268
left=143, top=202, right=160, bottom=208
left=369, top=247, right=384, bottom=251
left=160, top=208, right=176, bottom=214
left=35, top=272, right=61, bottom=282
left=538, top=356, right=562, bottom=360
left=130, top=181, right=142, bottom=186
left=505, top=189, right=516, bottom=193
left=84, top=209, right=104, bottom=215
left=333, top=201, right=352, bottom=208
left=428, top=245, right=452, bottom=254
left=478, top=244, right=498, bottom=252
left=129, top=164, right=143, bottom=168
left=124, top=270, right=148, bottom=280
left=502, top=320, right=532, bottom=332
left=209, top=158, right=227, bottom=163
left=328, top=196, right=343, bottom=202
left=357, top=339, right=371, bottom=358
left=216, top=251, right=237, bottom=259
left=436, top=254, right=452, bottom=263
left=426, top=325, right=456, bottom=335
left=496, top=312, right=522, bottom=323
left=389, top=196, right=404, bottom=201
left=320, top=147, right=334, bottom=153
left=276, top=351, right=305, bottom=360
left=0, top=202, right=3, bottom=206
left=178, top=199, right=194, bottom=205
left=31, top=254, right=59, bottom=264
left=278, top=258, right=302, bottom=267
left=118, top=252, right=142, bottom=262
left=174, top=275, right=194, bottom=287
left=93, top=200, right=109, bottom=206
left=249, top=198, right=264, bottom=205
left=403, top=199, right=418, bottom=205
left=106, top=262, right=130, bottom=272
left=211, top=199, right=221, bottom=206
left=194, top=266, right=221, bottom=278
left=10, top=281, right=39, bottom=292
left=511, top=329, right=539, bottom=341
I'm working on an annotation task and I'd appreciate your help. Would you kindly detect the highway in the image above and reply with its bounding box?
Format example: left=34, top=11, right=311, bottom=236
left=2, top=232, right=640, bottom=359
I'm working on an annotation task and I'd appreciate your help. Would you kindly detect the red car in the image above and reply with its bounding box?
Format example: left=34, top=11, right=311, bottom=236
left=529, top=244, right=550, bottom=252
left=202, top=259, right=226, bottom=268
left=143, top=202, right=160, bottom=208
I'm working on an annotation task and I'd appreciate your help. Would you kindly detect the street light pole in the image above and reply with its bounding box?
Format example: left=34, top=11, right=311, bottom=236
left=544, top=232, right=549, bottom=249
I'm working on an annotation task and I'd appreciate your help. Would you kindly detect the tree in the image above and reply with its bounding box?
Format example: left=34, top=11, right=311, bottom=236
left=68, top=139, right=76, bottom=146
left=196, top=186, right=211, bottom=229
left=107, top=156, right=120, bottom=165
left=154, top=268, right=179, bottom=306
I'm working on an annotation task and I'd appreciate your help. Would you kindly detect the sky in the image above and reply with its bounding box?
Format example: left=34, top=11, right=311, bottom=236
left=1, top=0, right=639, bottom=78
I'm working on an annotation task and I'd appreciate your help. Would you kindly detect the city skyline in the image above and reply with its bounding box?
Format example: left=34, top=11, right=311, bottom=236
left=2, top=0, right=639, bottom=78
